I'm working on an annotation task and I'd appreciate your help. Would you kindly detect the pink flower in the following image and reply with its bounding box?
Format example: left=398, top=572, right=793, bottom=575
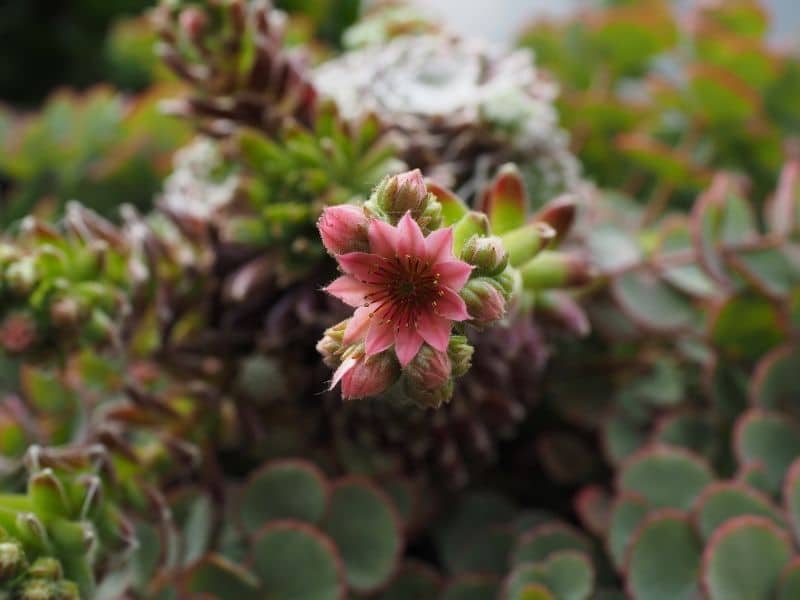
left=317, top=204, right=370, bottom=255
left=321, top=212, right=472, bottom=366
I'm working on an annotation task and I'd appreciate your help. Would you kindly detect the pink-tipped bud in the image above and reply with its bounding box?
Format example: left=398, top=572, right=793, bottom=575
left=375, top=169, right=430, bottom=220
left=339, top=351, right=400, bottom=400
left=317, top=205, right=371, bottom=256
left=404, top=345, right=452, bottom=391
left=460, top=278, right=507, bottom=325
left=179, top=7, right=208, bottom=40
left=0, top=313, right=37, bottom=354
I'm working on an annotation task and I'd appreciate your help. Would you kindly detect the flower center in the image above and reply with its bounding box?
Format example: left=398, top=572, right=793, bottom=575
left=362, top=255, right=443, bottom=329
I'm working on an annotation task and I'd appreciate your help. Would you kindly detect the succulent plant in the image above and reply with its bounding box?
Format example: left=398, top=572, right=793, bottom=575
left=518, top=0, right=800, bottom=212
left=314, top=7, right=581, bottom=202
left=0, top=85, right=190, bottom=225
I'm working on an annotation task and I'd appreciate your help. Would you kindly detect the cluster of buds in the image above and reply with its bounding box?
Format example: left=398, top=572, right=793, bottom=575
left=0, top=445, right=136, bottom=598
left=317, top=170, right=517, bottom=408
left=0, top=208, right=133, bottom=359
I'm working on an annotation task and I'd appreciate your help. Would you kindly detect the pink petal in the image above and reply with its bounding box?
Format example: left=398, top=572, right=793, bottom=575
left=368, top=219, right=399, bottom=258
left=436, top=288, right=470, bottom=321
left=395, top=212, right=426, bottom=258
left=365, top=321, right=395, bottom=356
left=425, top=227, right=455, bottom=264
left=325, top=276, right=372, bottom=307
left=337, top=252, right=380, bottom=283
left=343, top=306, right=372, bottom=345
left=416, top=312, right=452, bottom=352
left=330, top=356, right=357, bottom=390
left=395, top=326, right=424, bottom=367
left=434, top=261, right=473, bottom=291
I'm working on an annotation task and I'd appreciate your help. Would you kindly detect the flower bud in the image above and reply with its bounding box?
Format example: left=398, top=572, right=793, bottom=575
left=460, top=277, right=507, bottom=325
left=374, top=170, right=430, bottom=221
left=27, top=557, right=63, bottom=581
left=339, top=351, right=400, bottom=399
left=4, top=258, right=38, bottom=295
left=49, top=297, right=81, bottom=329
left=179, top=7, right=208, bottom=40
left=0, top=541, right=25, bottom=580
left=452, top=211, right=491, bottom=254
left=461, top=235, right=508, bottom=276
left=317, top=205, right=370, bottom=255
left=0, top=313, right=37, bottom=354
left=404, top=377, right=454, bottom=409
left=447, top=335, right=474, bottom=378
left=316, top=320, right=348, bottom=368
left=404, top=344, right=452, bottom=391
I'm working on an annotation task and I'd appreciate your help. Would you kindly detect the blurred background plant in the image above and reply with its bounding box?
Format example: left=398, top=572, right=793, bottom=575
left=2, top=0, right=800, bottom=599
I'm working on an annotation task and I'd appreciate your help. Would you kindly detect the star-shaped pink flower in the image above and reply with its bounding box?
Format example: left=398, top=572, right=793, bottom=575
left=322, top=212, right=472, bottom=366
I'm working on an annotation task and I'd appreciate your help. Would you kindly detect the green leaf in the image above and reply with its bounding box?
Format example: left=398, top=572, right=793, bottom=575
left=182, top=555, right=261, bottom=600
left=778, top=559, right=800, bottom=600
left=608, top=493, right=649, bottom=569
left=240, top=460, right=329, bottom=530
left=503, top=551, right=594, bottom=600
left=619, top=446, right=713, bottom=509
left=751, top=345, right=800, bottom=416
left=481, top=164, right=528, bottom=234
left=611, top=270, right=697, bottom=333
left=710, top=294, right=785, bottom=361
left=322, top=478, right=401, bottom=592
left=376, top=561, right=441, bottom=600
left=251, top=522, right=344, bottom=600
left=451, top=526, right=514, bottom=575
left=511, top=523, right=591, bottom=566
left=782, top=458, right=800, bottom=545
left=442, top=575, right=501, bottom=600
left=701, top=516, right=792, bottom=600
left=693, top=481, right=786, bottom=541
left=626, top=511, right=701, bottom=600
left=734, top=410, right=800, bottom=495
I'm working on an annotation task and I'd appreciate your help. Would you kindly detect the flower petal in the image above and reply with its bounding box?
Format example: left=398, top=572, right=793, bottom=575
left=365, top=321, right=395, bottom=356
left=368, top=219, right=399, bottom=258
left=395, top=326, right=424, bottom=367
left=325, top=276, right=372, bottom=307
left=434, top=260, right=473, bottom=291
left=330, top=355, right=357, bottom=390
left=337, top=252, right=381, bottom=283
left=425, top=227, right=455, bottom=264
left=436, top=287, right=470, bottom=321
left=343, top=306, right=371, bottom=345
left=395, top=212, right=426, bottom=258
left=416, top=312, right=452, bottom=352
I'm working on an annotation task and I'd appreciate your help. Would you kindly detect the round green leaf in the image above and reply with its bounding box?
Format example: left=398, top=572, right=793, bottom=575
left=701, top=516, right=792, bottom=600
left=734, top=410, right=800, bottom=494
left=323, top=478, right=402, bottom=592
left=693, top=481, right=786, bottom=540
left=512, top=523, right=591, bottom=566
left=182, top=555, right=261, bottom=600
left=626, top=511, right=702, bottom=600
left=503, top=551, right=594, bottom=600
left=619, top=446, right=713, bottom=509
left=751, top=345, right=800, bottom=416
left=240, top=460, right=328, bottom=530
left=608, top=493, right=649, bottom=569
left=251, top=521, right=344, bottom=600
left=783, top=458, right=800, bottom=545
left=709, top=294, right=785, bottom=361
left=611, top=269, right=697, bottom=333
left=778, top=559, right=800, bottom=600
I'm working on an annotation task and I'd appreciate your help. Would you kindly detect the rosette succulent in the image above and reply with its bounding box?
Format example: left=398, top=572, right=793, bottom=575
left=313, top=11, right=580, bottom=202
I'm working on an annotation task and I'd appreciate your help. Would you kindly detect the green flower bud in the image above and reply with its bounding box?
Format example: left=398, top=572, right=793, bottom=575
left=5, top=258, right=38, bottom=295
left=316, top=320, right=348, bottom=368
left=27, top=557, right=63, bottom=581
left=373, top=170, right=431, bottom=223
left=0, top=541, right=26, bottom=581
left=461, top=235, right=508, bottom=276
left=447, top=335, right=474, bottom=378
